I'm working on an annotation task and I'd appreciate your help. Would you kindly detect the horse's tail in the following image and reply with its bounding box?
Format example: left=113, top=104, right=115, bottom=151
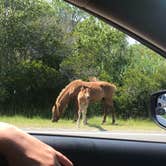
left=104, top=82, right=117, bottom=93
left=111, top=84, right=117, bottom=92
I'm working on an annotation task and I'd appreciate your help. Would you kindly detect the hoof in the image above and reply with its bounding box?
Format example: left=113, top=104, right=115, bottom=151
left=112, top=122, right=118, bottom=125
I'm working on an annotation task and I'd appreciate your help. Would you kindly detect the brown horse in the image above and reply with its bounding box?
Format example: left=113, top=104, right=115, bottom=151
left=51, top=79, right=116, bottom=124
left=77, top=86, right=90, bottom=127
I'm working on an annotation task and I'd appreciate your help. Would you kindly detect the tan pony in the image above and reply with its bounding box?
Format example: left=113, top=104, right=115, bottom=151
left=77, top=86, right=90, bottom=127
left=51, top=79, right=116, bottom=124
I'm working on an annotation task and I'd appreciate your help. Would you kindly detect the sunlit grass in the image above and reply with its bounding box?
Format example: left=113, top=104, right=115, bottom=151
left=0, top=115, right=75, bottom=129
left=0, top=115, right=164, bottom=132
left=85, top=116, right=164, bottom=132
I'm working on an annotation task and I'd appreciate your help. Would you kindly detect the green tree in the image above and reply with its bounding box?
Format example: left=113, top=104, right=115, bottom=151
left=0, top=60, right=64, bottom=111
left=0, top=0, right=70, bottom=70
left=0, top=0, right=70, bottom=115
left=116, top=44, right=166, bottom=118
left=60, top=16, right=129, bottom=83
left=51, top=0, right=87, bottom=33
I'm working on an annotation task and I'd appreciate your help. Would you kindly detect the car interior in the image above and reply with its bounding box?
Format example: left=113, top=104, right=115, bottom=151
left=1, top=0, right=166, bottom=165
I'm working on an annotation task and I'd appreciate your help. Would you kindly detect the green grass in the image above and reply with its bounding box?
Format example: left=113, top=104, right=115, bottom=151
left=0, top=115, right=164, bottom=132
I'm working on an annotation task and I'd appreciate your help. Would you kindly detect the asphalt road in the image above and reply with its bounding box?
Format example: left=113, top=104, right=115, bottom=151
left=24, top=128, right=166, bottom=142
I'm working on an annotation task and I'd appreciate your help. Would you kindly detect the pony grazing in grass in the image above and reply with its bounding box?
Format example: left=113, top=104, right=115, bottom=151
left=51, top=79, right=116, bottom=124
left=77, top=86, right=90, bottom=127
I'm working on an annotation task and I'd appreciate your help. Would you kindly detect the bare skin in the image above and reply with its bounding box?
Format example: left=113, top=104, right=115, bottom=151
left=0, top=122, right=73, bottom=166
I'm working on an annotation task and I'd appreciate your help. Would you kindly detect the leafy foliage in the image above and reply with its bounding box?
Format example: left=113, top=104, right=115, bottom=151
left=0, top=0, right=166, bottom=119
left=1, top=61, right=63, bottom=107
left=60, top=17, right=129, bottom=83
left=116, top=45, right=166, bottom=118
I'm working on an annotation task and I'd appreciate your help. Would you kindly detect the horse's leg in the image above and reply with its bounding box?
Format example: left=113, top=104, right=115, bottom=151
left=85, top=113, right=88, bottom=125
left=82, top=107, right=88, bottom=125
left=73, top=112, right=78, bottom=122
left=110, top=104, right=116, bottom=124
left=73, top=98, right=78, bottom=122
left=77, top=110, right=81, bottom=128
left=107, top=100, right=116, bottom=124
left=102, top=103, right=108, bottom=124
left=104, top=98, right=116, bottom=125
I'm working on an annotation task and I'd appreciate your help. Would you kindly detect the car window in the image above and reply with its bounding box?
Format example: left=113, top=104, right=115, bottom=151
left=1, top=0, right=166, bottom=142
left=164, top=96, right=166, bottom=101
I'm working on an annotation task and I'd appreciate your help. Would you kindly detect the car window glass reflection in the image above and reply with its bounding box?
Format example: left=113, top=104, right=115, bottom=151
left=0, top=0, right=166, bottom=142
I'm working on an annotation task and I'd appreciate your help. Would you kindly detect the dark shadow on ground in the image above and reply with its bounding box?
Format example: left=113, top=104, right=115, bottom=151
left=86, top=123, right=107, bottom=131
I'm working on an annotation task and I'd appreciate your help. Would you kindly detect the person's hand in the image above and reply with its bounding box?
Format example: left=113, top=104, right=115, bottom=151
left=0, top=123, right=73, bottom=166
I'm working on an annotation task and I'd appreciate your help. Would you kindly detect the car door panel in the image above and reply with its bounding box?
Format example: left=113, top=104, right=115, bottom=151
left=0, top=133, right=166, bottom=166
left=34, top=134, right=166, bottom=166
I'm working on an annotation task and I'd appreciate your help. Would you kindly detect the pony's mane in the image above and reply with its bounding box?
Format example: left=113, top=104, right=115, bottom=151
left=56, top=79, right=82, bottom=105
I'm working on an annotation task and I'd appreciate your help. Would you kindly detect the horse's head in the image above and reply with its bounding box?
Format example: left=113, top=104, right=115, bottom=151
left=80, top=86, right=91, bottom=100
left=51, top=104, right=60, bottom=122
left=84, top=88, right=90, bottom=100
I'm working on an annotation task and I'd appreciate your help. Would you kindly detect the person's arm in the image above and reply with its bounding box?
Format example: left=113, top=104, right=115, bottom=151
left=0, top=122, right=73, bottom=166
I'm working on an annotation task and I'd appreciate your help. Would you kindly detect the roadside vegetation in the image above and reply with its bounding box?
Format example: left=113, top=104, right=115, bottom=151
left=1, top=0, right=166, bottom=122
left=0, top=115, right=164, bottom=132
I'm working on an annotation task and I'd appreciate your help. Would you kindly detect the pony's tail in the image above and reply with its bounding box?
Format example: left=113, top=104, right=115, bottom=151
left=111, top=84, right=117, bottom=92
